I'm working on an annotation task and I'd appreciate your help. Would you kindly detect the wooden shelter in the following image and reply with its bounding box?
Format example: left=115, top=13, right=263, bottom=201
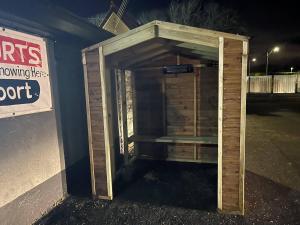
left=82, top=20, right=249, bottom=215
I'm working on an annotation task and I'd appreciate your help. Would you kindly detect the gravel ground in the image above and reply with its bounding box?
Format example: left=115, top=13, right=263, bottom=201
left=34, top=100, right=300, bottom=225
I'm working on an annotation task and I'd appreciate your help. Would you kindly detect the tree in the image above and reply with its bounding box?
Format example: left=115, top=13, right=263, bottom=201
left=137, top=0, right=246, bottom=34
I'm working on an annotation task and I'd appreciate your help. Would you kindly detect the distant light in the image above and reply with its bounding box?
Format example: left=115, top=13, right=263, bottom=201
left=291, top=67, right=294, bottom=72
left=252, top=58, right=257, bottom=62
left=273, top=46, right=280, bottom=52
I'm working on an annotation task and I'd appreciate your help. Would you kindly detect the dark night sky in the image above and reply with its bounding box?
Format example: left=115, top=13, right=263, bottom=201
left=52, top=0, right=300, bottom=73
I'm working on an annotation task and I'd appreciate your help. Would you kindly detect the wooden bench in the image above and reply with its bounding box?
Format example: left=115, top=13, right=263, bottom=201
left=128, top=135, right=218, bottom=145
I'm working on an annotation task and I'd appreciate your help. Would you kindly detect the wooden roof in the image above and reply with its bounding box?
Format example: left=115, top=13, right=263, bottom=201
left=82, top=20, right=249, bottom=66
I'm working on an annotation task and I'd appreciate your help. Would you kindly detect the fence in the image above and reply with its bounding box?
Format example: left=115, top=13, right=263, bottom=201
left=247, top=74, right=300, bottom=94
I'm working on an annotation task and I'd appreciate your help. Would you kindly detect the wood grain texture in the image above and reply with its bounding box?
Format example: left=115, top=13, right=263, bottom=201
left=84, top=49, right=108, bottom=198
left=134, top=55, right=218, bottom=162
left=221, top=38, right=244, bottom=214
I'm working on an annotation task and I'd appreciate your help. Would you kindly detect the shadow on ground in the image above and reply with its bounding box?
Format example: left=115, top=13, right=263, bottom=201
left=114, top=161, right=217, bottom=211
left=34, top=164, right=300, bottom=225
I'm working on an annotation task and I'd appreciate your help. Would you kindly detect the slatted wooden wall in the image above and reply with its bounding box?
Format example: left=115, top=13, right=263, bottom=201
left=135, top=55, right=218, bottom=163
left=82, top=49, right=111, bottom=200
left=219, top=38, right=246, bottom=214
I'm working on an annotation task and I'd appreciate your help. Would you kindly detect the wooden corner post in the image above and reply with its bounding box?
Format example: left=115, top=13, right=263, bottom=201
left=98, top=46, right=114, bottom=200
left=218, top=37, right=248, bottom=215
left=82, top=46, right=114, bottom=200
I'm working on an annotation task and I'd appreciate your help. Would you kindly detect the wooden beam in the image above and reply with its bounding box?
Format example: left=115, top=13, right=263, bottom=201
left=217, top=36, right=224, bottom=212
left=105, top=67, right=116, bottom=181
left=83, top=21, right=157, bottom=52
left=120, top=70, right=129, bottom=165
left=239, top=40, right=248, bottom=215
left=220, top=38, right=244, bottom=215
left=131, top=72, right=139, bottom=157
left=115, top=69, right=123, bottom=155
left=82, top=52, right=96, bottom=196
left=158, top=25, right=219, bottom=48
left=82, top=20, right=249, bottom=53
left=156, top=21, right=249, bottom=42
left=98, top=46, right=113, bottom=199
left=103, top=26, right=157, bottom=56
left=177, top=42, right=218, bottom=52
left=170, top=47, right=218, bottom=61
left=193, top=69, right=197, bottom=160
left=133, top=63, right=207, bottom=71
left=129, top=135, right=218, bottom=145
left=138, top=155, right=217, bottom=164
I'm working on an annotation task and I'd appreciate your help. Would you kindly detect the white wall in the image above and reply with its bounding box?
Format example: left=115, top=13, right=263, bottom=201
left=0, top=111, right=64, bottom=208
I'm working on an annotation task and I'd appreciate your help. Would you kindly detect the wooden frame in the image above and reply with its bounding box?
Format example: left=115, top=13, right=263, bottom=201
left=82, top=52, right=96, bottom=196
left=98, top=46, right=114, bottom=200
left=217, top=36, right=224, bottom=212
left=239, top=41, right=248, bottom=214
left=82, top=20, right=249, bottom=215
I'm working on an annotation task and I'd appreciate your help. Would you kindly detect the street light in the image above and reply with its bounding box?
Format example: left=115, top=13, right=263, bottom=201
left=291, top=67, right=294, bottom=73
left=249, top=58, right=257, bottom=76
left=266, top=46, right=280, bottom=75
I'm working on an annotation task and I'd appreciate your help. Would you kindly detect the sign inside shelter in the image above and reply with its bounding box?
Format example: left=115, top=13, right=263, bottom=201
left=163, top=64, right=194, bottom=74
left=0, top=27, right=52, bottom=118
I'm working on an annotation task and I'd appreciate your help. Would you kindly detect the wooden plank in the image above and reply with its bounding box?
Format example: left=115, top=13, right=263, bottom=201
left=156, top=21, right=249, bottom=42
left=84, top=49, right=109, bottom=198
left=83, top=20, right=249, bottom=53
left=221, top=38, right=244, bottom=214
left=162, top=76, right=166, bottom=135
left=193, top=69, right=197, bottom=160
left=105, top=68, right=116, bottom=181
left=131, top=72, right=139, bottom=157
left=120, top=69, right=129, bottom=164
left=239, top=41, right=248, bottom=215
left=158, top=25, right=219, bottom=48
left=98, top=46, right=113, bottom=199
left=82, top=52, right=96, bottom=196
left=114, top=70, right=123, bottom=157
left=83, top=21, right=157, bottom=52
left=103, top=26, right=157, bottom=56
left=130, top=135, right=218, bottom=145
left=218, top=36, right=224, bottom=212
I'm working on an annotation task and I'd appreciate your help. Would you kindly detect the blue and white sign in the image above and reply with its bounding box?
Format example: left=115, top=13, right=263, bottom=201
left=0, top=28, right=52, bottom=118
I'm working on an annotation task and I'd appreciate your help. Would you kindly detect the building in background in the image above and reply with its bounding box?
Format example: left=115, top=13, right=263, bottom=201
left=0, top=1, right=112, bottom=224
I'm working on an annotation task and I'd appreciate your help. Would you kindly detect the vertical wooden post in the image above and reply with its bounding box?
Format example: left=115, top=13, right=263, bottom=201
left=218, top=37, right=247, bottom=215
left=82, top=47, right=114, bottom=200
left=98, top=46, right=114, bottom=199
left=106, top=68, right=116, bottom=180
left=193, top=69, right=197, bottom=160
left=82, top=52, right=96, bottom=196
left=239, top=41, right=248, bottom=215
left=120, top=70, right=129, bottom=165
left=161, top=74, right=167, bottom=156
left=162, top=76, right=166, bottom=134
left=131, top=71, right=139, bottom=156
left=217, top=37, right=224, bottom=212
left=271, top=74, right=274, bottom=94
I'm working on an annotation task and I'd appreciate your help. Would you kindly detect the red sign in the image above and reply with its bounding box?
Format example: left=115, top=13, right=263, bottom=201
left=0, top=35, right=42, bottom=67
